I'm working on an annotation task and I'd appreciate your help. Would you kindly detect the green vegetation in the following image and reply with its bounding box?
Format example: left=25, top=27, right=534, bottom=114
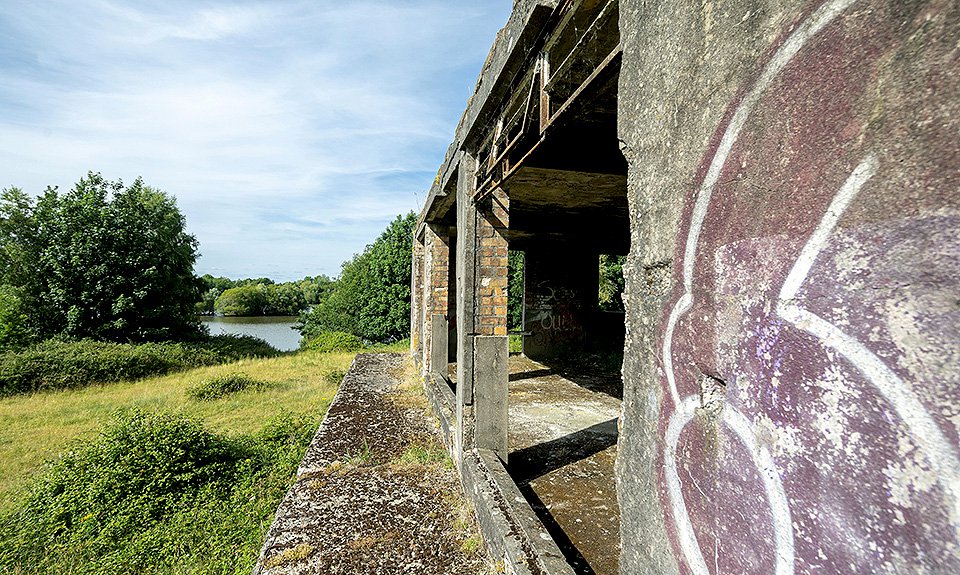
left=187, top=372, right=270, bottom=401
left=0, top=173, right=425, bottom=572
left=0, top=348, right=354, bottom=573
left=0, top=335, right=279, bottom=396
left=508, top=334, right=523, bottom=354
left=397, top=442, right=450, bottom=467
left=197, top=275, right=334, bottom=317
left=507, top=250, right=524, bottom=331
left=0, top=284, right=33, bottom=349
left=598, top=254, right=626, bottom=312
left=298, top=212, right=416, bottom=343
left=302, top=331, right=364, bottom=353
left=0, top=174, right=203, bottom=343
left=0, top=409, right=313, bottom=573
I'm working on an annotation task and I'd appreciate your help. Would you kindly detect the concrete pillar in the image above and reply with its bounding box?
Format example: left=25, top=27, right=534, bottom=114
left=523, top=243, right=599, bottom=361
left=474, top=335, right=509, bottom=463
left=455, top=154, right=478, bottom=457
left=430, top=313, right=448, bottom=379
left=423, top=223, right=450, bottom=374
left=410, top=234, right=425, bottom=364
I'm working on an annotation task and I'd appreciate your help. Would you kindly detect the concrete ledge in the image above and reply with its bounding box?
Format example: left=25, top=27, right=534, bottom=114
left=254, top=353, right=493, bottom=574
left=424, top=372, right=456, bottom=448
left=460, top=449, right=576, bottom=575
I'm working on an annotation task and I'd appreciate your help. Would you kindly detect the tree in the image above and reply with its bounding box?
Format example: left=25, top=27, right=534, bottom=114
left=507, top=250, right=524, bottom=330
left=299, top=212, right=416, bottom=343
left=0, top=284, right=34, bottom=348
left=0, top=173, right=204, bottom=342
left=214, top=284, right=269, bottom=316
left=298, top=275, right=334, bottom=305
left=265, top=283, right=306, bottom=315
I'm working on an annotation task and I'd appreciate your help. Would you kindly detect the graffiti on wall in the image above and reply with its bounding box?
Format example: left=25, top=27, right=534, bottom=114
left=526, top=281, right=581, bottom=332
left=658, top=0, right=960, bottom=573
left=525, top=280, right=585, bottom=353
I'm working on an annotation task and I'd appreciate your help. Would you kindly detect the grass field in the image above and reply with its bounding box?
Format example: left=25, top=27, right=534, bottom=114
left=0, top=341, right=415, bottom=574
left=0, top=348, right=356, bottom=509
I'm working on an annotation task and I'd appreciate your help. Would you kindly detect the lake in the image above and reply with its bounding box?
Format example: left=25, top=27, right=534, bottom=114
left=201, top=316, right=301, bottom=352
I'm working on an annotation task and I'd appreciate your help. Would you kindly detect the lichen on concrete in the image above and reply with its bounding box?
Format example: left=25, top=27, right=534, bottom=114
left=254, top=353, right=491, bottom=575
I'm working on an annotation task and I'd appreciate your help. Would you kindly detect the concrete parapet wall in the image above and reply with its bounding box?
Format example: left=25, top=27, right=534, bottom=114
left=460, top=449, right=577, bottom=575
left=618, top=0, right=960, bottom=573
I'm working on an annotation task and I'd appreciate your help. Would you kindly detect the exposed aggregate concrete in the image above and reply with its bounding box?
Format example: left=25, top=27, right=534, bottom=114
left=254, top=353, right=491, bottom=575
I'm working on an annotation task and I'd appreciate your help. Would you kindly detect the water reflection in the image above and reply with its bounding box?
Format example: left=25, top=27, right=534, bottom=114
left=200, top=316, right=301, bottom=352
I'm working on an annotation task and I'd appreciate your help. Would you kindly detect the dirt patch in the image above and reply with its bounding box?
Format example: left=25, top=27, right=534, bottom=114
left=256, top=353, right=491, bottom=575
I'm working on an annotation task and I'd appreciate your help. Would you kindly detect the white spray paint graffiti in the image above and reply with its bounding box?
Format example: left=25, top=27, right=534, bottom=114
left=661, top=1, right=855, bottom=573
left=661, top=0, right=960, bottom=572
left=775, top=155, right=960, bottom=539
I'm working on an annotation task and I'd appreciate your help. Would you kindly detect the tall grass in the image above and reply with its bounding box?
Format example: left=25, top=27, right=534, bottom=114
left=0, top=349, right=355, bottom=509
left=0, top=348, right=358, bottom=574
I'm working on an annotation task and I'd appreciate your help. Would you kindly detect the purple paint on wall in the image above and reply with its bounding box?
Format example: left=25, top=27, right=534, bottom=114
left=655, top=1, right=960, bottom=573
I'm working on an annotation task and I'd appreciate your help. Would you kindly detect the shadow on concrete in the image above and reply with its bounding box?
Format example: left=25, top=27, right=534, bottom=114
left=509, top=418, right=618, bottom=484
left=517, top=482, right=599, bottom=575
left=527, top=355, right=624, bottom=400
left=509, top=368, right=555, bottom=382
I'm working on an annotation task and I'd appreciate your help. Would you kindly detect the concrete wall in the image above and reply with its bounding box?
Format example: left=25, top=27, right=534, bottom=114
left=523, top=244, right=600, bottom=360
left=617, top=1, right=960, bottom=574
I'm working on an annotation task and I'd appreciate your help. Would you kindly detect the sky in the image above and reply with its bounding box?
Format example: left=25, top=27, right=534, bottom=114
left=0, top=0, right=512, bottom=282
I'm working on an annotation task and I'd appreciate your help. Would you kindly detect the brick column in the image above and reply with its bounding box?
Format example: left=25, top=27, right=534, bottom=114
left=475, top=186, right=509, bottom=461
left=475, top=187, right=509, bottom=336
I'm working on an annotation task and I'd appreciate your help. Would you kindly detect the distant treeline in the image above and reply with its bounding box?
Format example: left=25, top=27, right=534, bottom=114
left=200, top=212, right=418, bottom=341
left=196, top=275, right=334, bottom=317
left=298, top=213, right=415, bottom=344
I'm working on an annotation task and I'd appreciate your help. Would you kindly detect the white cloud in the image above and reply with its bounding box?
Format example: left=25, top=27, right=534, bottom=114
left=0, top=0, right=512, bottom=280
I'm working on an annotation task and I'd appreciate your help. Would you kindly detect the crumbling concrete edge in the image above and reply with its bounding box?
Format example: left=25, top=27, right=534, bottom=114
left=424, top=372, right=456, bottom=447
left=459, top=449, right=576, bottom=575
left=251, top=355, right=361, bottom=575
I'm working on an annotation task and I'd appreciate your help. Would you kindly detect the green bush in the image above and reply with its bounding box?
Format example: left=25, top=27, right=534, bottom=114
left=297, top=212, right=415, bottom=343
left=302, top=331, right=364, bottom=353
left=0, top=408, right=317, bottom=574
left=195, top=333, right=280, bottom=361
left=0, top=335, right=280, bottom=396
left=187, top=373, right=269, bottom=401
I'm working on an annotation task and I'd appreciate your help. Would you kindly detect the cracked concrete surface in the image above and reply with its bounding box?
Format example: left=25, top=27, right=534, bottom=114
left=254, top=353, right=491, bottom=575
left=507, top=355, right=622, bottom=575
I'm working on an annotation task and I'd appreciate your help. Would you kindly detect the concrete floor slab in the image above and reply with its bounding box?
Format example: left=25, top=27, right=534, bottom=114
left=506, top=355, right=622, bottom=575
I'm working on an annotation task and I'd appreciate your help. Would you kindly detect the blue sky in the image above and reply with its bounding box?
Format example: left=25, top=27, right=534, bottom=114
left=0, top=0, right=512, bottom=281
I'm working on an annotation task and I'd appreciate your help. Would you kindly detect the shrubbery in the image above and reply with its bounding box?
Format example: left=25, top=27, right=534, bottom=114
left=298, top=212, right=415, bottom=343
left=301, top=331, right=364, bottom=353
left=0, top=335, right=280, bottom=396
left=0, top=409, right=317, bottom=573
left=187, top=373, right=269, bottom=400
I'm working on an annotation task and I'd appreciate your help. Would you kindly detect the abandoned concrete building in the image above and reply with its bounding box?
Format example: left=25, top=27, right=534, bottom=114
left=409, top=1, right=960, bottom=574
